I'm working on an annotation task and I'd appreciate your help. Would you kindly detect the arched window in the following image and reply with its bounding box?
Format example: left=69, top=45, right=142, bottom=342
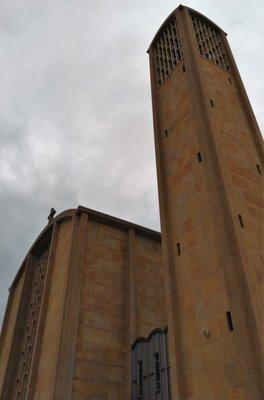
left=131, top=328, right=171, bottom=400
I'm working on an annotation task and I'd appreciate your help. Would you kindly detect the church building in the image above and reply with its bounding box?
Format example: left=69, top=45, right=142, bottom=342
left=0, top=5, right=263, bottom=400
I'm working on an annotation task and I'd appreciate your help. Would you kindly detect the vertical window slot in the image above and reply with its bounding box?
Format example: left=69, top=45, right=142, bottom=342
left=256, top=164, right=261, bottom=175
left=165, top=129, right=168, bottom=138
left=138, top=360, right=143, bottom=397
left=238, top=214, right=244, bottom=228
left=210, top=99, right=214, bottom=108
left=228, top=77, right=232, bottom=84
left=182, top=65, right=186, bottom=72
left=226, top=311, right=234, bottom=331
left=197, top=152, right=202, bottom=163
left=177, top=242, right=181, bottom=255
left=154, top=353, right=161, bottom=392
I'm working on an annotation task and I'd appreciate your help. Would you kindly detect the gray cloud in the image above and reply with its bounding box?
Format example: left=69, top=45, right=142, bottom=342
left=0, top=0, right=263, bottom=325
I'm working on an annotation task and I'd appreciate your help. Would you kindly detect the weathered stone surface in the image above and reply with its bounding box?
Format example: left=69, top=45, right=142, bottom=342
left=148, top=4, right=263, bottom=400
left=0, top=208, right=165, bottom=399
left=0, top=5, right=263, bottom=399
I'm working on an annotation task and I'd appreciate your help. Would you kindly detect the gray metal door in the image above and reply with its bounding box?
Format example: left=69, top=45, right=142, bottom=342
left=131, top=328, right=171, bottom=400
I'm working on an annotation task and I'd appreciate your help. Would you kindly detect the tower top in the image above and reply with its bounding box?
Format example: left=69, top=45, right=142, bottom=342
left=147, top=4, right=226, bottom=53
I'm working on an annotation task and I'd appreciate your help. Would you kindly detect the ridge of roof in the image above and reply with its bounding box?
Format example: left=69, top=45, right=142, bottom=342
left=9, top=206, right=161, bottom=290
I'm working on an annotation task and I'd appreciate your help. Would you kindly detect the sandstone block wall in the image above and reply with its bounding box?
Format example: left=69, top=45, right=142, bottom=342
left=0, top=207, right=166, bottom=400
left=148, top=5, right=263, bottom=399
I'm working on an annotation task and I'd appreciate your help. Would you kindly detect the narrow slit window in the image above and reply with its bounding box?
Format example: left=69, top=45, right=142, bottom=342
left=177, top=242, right=181, bottom=255
left=138, top=360, right=143, bottom=398
left=256, top=164, right=261, bottom=175
left=228, top=77, right=232, bottom=84
left=197, top=152, right=202, bottom=163
left=165, top=129, right=168, bottom=138
left=182, top=65, right=186, bottom=72
left=154, top=353, right=161, bottom=392
left=226, top=311, right=234, bottom=331
left=238, top=214, right=244, bottom=228
left=210, top=99, right=214, bottom=108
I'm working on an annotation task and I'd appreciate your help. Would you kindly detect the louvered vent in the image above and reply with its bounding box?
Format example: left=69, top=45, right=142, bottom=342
left=155, top=16, right=183, bottom=85
left=191, top=13, right=230, bottom=71
left=15, top=247, right=49, bottom=399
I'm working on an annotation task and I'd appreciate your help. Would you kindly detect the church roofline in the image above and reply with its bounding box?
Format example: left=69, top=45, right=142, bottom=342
left=76, top=205, right=161, bottom=239
left=147, top=4, right=226, bottom=53
left=9, top=206, right=161, bottom=290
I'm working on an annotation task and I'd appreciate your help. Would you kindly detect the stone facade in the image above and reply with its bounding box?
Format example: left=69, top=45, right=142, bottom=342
left=148, top=4, right=263, bottom=400
left=0, top=4, right=263, bottom=400
left=0, top=207, right=166, bottom=399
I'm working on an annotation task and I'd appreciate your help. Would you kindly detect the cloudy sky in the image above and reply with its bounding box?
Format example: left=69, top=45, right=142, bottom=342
left=0, top=0, right=263, bottom=325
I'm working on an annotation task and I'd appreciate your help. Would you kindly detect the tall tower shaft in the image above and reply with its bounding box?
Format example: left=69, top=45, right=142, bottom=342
left=148, top=5, right=263, bottom=399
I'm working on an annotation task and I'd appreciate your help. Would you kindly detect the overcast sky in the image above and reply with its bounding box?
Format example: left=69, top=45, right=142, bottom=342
left=0, top=0, right=263, bottom=326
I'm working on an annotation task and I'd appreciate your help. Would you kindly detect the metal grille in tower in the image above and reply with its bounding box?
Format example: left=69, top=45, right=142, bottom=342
left=191, top=13, right=230, bottom=71
left=155, top=17, right=183, bottom=85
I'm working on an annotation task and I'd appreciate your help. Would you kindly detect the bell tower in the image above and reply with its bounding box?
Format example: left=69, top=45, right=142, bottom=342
left=148, top=5, right=263, bottom=399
